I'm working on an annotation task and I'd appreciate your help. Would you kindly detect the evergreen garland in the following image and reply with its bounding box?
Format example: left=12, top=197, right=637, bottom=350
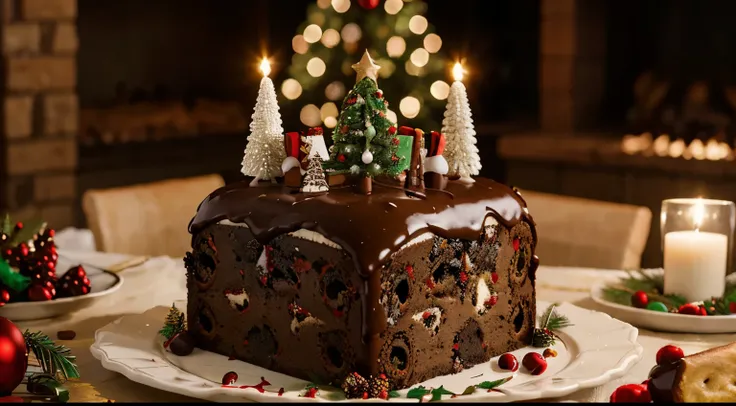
left=23, top=330, right=80, bottom=381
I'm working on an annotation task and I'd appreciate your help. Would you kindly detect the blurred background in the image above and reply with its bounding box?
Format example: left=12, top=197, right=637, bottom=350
left=3, top=0, right=736, bottom=267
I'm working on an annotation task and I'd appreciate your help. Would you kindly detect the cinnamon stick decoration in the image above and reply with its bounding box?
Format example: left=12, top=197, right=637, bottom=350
left=406, top=128, right=425, bottom=189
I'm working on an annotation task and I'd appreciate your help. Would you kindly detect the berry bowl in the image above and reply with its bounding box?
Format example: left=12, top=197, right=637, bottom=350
left=0, top=255, right=123, bottom=321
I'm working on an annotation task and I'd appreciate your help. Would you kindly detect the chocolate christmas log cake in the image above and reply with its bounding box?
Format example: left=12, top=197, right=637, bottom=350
left=185, top=177, right=538, bottom=389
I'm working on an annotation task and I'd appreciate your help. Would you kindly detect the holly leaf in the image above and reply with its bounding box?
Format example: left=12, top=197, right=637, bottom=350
left=1, top=214, right=11, bottom=235
left=476, top=376, right=513, bottom=390
left=0, top=256, right=30, bottom=292
left=429, top=386, right=454, bottom=402
left=460, top=386, right=477, bottom=396
left=406, top=386, right=431, bottom=400
left=9, top=218, right=46, bottom=246
left=388, top=390, right=401, bottom=398
left=305, top=383, right=318, bottom=390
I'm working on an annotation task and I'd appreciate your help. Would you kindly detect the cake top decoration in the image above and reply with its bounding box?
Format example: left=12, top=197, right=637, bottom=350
left=352, top=50, right=381, bottom=83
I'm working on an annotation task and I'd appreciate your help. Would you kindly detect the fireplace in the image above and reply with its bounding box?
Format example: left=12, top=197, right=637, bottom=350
left=498, top=0, right=736, bottom=268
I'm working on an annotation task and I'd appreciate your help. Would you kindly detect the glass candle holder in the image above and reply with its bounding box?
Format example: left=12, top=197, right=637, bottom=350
left=661, top=198, right=736, bottom=302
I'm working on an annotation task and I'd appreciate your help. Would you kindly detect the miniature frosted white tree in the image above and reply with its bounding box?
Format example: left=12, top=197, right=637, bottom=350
left=441, top=64, right=481, bottom=182
left=241, top=59, right=287, bottom=186
left=300, top=156, right=329, bottom=193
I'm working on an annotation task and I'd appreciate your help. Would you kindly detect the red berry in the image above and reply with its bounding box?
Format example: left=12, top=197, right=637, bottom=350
left=305, top=387, right=318, bottom=398
left=422, top=311, right=431, bottom=320
left=27, top=285, right=54, bottom=301
left=491, top=272, right=499, bottom=284
left=730, top=302, right=736, bottom=314
left=56, top=265, right=91, bottom=298
left=221, top=371, right=238, bottom=385
left=485, top=295, right=498, bottom=307
left=14, top=222, right=23, bottom=230
left=656, top=345, right=684, bottom=365
left=630, top=291, right=649, bottom=308
left=48, top=229, right=55, bottom=237
left=497, top=353, right=519, bottom=372
left=378, top=390, right=388, bottom=400
left=362, top=392, right=369, bottom=399
left=0, top=288, right=10, bottom=306
left=677, top=303, right=701, bottom=315
left=405, top=265, right=414, bottom=279
left=610, top=383, right=651, bottom=403
left=388, top=126, right=397, bottom=135
left=513, top=237, right=520, bottom=252
left=522, top=352, right=547, bottom=375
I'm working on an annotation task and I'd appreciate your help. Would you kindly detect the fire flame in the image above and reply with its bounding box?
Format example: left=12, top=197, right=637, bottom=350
left=260, top=58, right=271, bottom=77
left=453, top=62, right=465, bottom=82
left=621, top=133, right=734, bottom=161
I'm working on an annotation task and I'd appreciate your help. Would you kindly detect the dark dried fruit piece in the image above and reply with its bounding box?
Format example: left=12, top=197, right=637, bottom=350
left=56, top=330, right=76, bottom=340
left=222, top=371, right=238, bottom=386
left=168, top=332, right=195, bottom=356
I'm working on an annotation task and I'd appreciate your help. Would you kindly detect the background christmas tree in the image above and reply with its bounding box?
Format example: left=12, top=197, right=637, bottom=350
left=281, top=0, right=450, bottom=134
left=326, top=51, right=401, bottom=177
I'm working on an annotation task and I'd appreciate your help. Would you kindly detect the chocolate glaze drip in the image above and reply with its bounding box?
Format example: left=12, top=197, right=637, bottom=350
left=188, top=177, right=538, bottom=369
left=648, top=360, right=683, bottom=403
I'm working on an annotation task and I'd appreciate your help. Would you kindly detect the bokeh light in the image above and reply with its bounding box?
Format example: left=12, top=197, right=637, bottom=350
left=424, top=33, right=442, bottom=53
left=281, top=79, right=303, bottom=100
left=409, top=15, right=428, bottom=35
left=321, top=28, right=341, bottom=48
left=386, top=36, right=406, bottom=58
left=307, top=57, right=327, bottom=77
left=331, top=0, right=350, bottom=13
left=303, top=24, right=323, bottom=43
left=405, top=60, right=424, bottom=76
left=300, top=104, right=322, bottom=127
left=320, top=102, right=339, bottom=121
left=292, top=35, right=309, bottom=54
left=324, top=116, right=338, bottom=128
left=384, top=0, right=403, bottom=15
left=325, top=81, right=346, bottom=100
left=410, top=48, right=430, bottom=67
left=341, top=23, right=362, bottom=43
left=399, top=96, right=421, bottom=119
left=430, top=80, right=450, bottom=100
left=386, top=109, right=398, bottom=124
left=317, top=0, right=331, bottom=9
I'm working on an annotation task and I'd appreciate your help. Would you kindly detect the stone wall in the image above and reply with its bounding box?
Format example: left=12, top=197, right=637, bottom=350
left=1, top=0, right=79, bottom=228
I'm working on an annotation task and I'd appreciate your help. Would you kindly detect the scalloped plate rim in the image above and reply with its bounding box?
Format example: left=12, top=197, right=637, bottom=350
left=90, top=301, right=642, bottom=403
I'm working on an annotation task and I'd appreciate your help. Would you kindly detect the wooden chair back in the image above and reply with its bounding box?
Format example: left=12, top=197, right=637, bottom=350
left=519, top=189, right=652, bottom=270
left=82, top=174, right=225, bottom=257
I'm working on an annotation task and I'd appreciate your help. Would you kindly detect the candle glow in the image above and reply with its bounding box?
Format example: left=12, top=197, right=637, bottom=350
left=260, top=58, right=272, bottom=77
left=691, top=198, right=706, bottom=230
left=452, top=62, right=465, bottom=82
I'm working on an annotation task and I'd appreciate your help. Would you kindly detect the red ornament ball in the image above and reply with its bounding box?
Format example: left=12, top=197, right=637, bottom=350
left=0, top=288, right=9, bottom=307
left=610, top=383, right=651, bottom=403
left=337, top=154, right=346, bottom=163
left=388, top=126, right=397, bottom=135
left=357, top=0, right=380, bottom=10
left=655, top=345, right=684, bottom=365
left=630, top=290, right=649, bottom=308
left=0, top=317, right=28, bottom=396
left=677, top=303, right=702, bottom=316
left=730, top=302, right=736, bottom=314
left=375, top=91, right=383, bottom=98
left=521, top=352, right=547, bottom=375
left=497, top=353, right=519, bottom=372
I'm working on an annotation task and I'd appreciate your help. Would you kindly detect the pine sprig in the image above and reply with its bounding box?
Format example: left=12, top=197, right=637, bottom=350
left=23, top=330, right=80, bottom=381
left=538, top=303, right=572, bottom=330
left=0, top=255, right=30, bottom=292
left=601, top=269, right=690, bottom=310
left=159, top=303, right=186, bottom=339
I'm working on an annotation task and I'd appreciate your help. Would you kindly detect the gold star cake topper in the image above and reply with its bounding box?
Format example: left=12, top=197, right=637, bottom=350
left=352, top=50, right=381, bottom=83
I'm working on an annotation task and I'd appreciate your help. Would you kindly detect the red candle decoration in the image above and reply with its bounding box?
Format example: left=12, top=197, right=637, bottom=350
left=284, top=132, right=302, bottom=159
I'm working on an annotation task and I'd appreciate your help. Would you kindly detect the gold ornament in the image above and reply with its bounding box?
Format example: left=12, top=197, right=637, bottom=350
left=352, top=50, right=381, bottom=83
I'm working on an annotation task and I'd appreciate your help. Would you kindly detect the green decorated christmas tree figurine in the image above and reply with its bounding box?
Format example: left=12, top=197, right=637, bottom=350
left=327, top=50, right=401, bottom=193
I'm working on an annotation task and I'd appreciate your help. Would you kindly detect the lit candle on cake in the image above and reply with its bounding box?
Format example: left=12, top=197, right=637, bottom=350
left=241, top=56, right=287, bottom=186
left=662, top=198, right=735, bottom=302
left=441, top=62, right=481, bottom=183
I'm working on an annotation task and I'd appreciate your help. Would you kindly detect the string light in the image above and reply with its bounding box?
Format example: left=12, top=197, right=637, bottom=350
left=410, top=48, right=430, bottom=67
left=307, top=57, right=327, bottom=77
left=300, top=104, right=322, bottom=127
left=341, top=23, right=362, bottom=43
left=386, top=36, right=406, bottom=57
left=325, top=81, right=346, bottom=100
left=320, top=102, right=339, bottom=121
left=430, top=80, right=450, bottom=100
left=384, top=0, right=403, bottom=15
left=321, top=28, right=341, bottom=48
left=400, top=96, right=421, bottom=119
left=292, top=35, right=309, bottom=54
left=331, top=0, right=350, bottom=13
left=281, top=79, right=303, bottom=100
left=424, top=33, right=442, bottom=53
left=409, top=15, right=429, bottom=35
left=324, top=116, right=338, bottom=128
left=303, top=24, right=323, bottom=43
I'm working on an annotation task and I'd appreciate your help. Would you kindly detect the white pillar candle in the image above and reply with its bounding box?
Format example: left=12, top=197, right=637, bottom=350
left=663, top=230, right=728, bottom=302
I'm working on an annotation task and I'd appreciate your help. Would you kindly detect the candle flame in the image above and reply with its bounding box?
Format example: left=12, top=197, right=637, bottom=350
left=260, top=58, right=271, bottom=77
left=452, top=62, right=464, bottom=82
left=692, top=198, right=706, bottom=230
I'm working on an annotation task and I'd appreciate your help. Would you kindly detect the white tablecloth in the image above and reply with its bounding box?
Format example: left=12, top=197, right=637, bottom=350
left=13, top=251, right=735, bottom=402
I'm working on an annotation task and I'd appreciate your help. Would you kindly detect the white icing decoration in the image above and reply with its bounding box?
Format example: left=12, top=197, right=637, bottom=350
left=225, top=290, right=249, bottom=312
left=306, top=136, right=330, bottom=161
left=290, top=314, right=324, bottom=335
left=424, top=155, right=449, bottom=175
left=412, top=307, right=442, bottom=336
left=281, top=156, right=304, bottom=175
left=475, top=278, right=492, bottom=315
left=256, top=248, right=268, bottom=271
